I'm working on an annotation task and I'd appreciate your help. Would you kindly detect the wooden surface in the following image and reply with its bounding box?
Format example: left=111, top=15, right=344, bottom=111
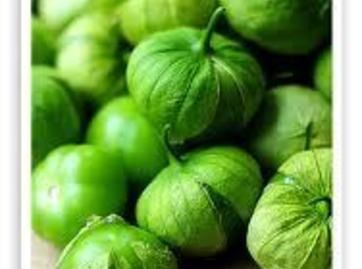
left=32, top=233, right=59, bottom=269
left=32, top=233, right=259, bottom=269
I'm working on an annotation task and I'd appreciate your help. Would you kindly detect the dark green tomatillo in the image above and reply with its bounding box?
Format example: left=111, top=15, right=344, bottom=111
left=246, top=85, right=332, bottom=172
left=32, top=145, right=128, bottom=247
left=32, top=18, right=56, bottom=66
left=56, top=215, right=178, bottom=269
left=32, top=66, right=81, bottom=168
left=86, top=96, right=168, bottom=193
left=127, top=7, right=265, bottom=145
left=119, top=0, right=218, bottom=45
left=247, top=149, right=332, bottom=269
left=136, top=146, right=263, bottom=257
left=57, top=12, right=128, bottom=107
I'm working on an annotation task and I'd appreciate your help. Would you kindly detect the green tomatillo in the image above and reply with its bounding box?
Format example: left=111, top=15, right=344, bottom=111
left=136, top=145, right=263, bottom=257
left=39, top=0, right=119, bottom=31
left=246, top=85, right=332, bottom=172
left=220, top=0, right=331, bottom=55
left=315, top=48, right=332, bottom=101
left=56, top=215, right=178, bottom=269
left=32, top=66, right=81, bottom=168
left=247, top=149, right=332, bottom=269
left=32, top=145, right=128, bottom=247
left=32, top=18, right=56, bottom=65
left=127, top=7, right=265, bottom=145
left=86, top=96, right=168, bottom=193
left=57, top=11, right=128, bottom=107
left=119, top=0, right=218, bottom=45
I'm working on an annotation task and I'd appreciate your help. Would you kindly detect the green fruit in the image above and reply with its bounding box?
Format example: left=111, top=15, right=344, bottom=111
left=246, top=85, right=332, bottom=171
left=32, top=145, right=128, bottom=246
left=119, top=0, right=218, bottom=44
left=220, top=0, right=331, bottom=55
left=56, top=215, right=178, bottom=269
left=128, top=8, right=265, bottom=145
left=315, top=48, right=332, bottom=100
left=32, top=18, right=56, bottom=65
left=247, top=149, right=332, bottom=269
left=39, top=0, right=119, bottom=31
left=86, top=96, right=168, bottom=192
left=32, top=66, right=81, bottom=168
left=57, top=12, right=128, bottom=106
left=136, top=146, right=263, bottom=257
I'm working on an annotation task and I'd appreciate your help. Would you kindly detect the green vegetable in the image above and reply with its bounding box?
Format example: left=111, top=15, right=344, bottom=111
left=136, top=146, right=263, bottom=257
left=220, top=0, right=331, bottom=55
left=86, top=96, right=168, bottom=192
left=119, top=0, right=218, bottom=45
left=247, top=149, right=332, bottom=269
left=315, top=48, right=332, bottom=100
left=39, top=0, right=119, bottom=31
left=128, top=8, right=264, bottom=145
left=32, top=18, right=56, bottom=65
left=56, top=215, right=178, bottom=269
left=57, top=12, right=128, bottom=106
left=246, top=85, right=332, bottom=172
left=32, top=66, right=81, bottom=168
left=32, top=145, right=128, bottom=246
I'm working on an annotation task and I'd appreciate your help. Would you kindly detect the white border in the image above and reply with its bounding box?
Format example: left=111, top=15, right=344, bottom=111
left=343, top=0, right=362, bottom=268
left=21, top=0, right=31, bottom=267
left=19, top=1, right=350, bottom=269
left=0, top=0, right=21, bottom=268
left=333, top=0, right=343, bottom=268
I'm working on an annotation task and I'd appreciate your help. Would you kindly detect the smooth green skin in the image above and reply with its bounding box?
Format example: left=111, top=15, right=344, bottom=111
left=127, top=25, right=264, bottom=145
left=315, top=48, right=332, bottom=101
left=56, top=215, right=178, bottom=269
left=39, top=0, right=119, bottom=31
left=247, top=85, right=332, bottom=172
left=86, top=96, right=168, bottom=192
left=136, top=146, right=263, bottom=257
left=32, top=18, right=56, bottom=65
left=57, top=12, right=127, bottom=106
left=119, top=0, right=217, bottom=45
left=247, top=149, right=332, bottom=269
left=32, top=66, right=81, bottom=168
left=32, top=145, right=128, bottom=247
left=220, top=0, right=331, bottom=55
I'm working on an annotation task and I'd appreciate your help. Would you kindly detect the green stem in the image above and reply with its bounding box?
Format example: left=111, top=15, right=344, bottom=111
left=201, top=7, right=225, bottom=53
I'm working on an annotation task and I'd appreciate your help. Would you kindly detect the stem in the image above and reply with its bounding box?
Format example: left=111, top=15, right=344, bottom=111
left=162, top=124, right=181, bottom=164
left=201, top=7, right=225, bottom=53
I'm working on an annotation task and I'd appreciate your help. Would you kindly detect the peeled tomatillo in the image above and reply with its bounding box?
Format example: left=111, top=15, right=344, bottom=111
left=86, top=96, right=168, bottom=193
left=32, top=145, right=128, bottom=246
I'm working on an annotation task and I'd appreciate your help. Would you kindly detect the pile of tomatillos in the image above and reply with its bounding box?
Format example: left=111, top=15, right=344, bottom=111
left=31, top=0, right=332, bottom=268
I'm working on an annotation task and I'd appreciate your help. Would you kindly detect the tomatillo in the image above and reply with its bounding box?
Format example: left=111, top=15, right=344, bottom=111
left=32, top=66, right=81, bottom=168
left=32, top=145, right=128, bottom=246
left=247, top=149, right=332, bottom=269
left=56, top=215, right=178, bottom=269
left=136, top=146, right=263, bottom=257
left=127, top=7, right=265, bottom=145
left=86, top=96, right=168, bottom=192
